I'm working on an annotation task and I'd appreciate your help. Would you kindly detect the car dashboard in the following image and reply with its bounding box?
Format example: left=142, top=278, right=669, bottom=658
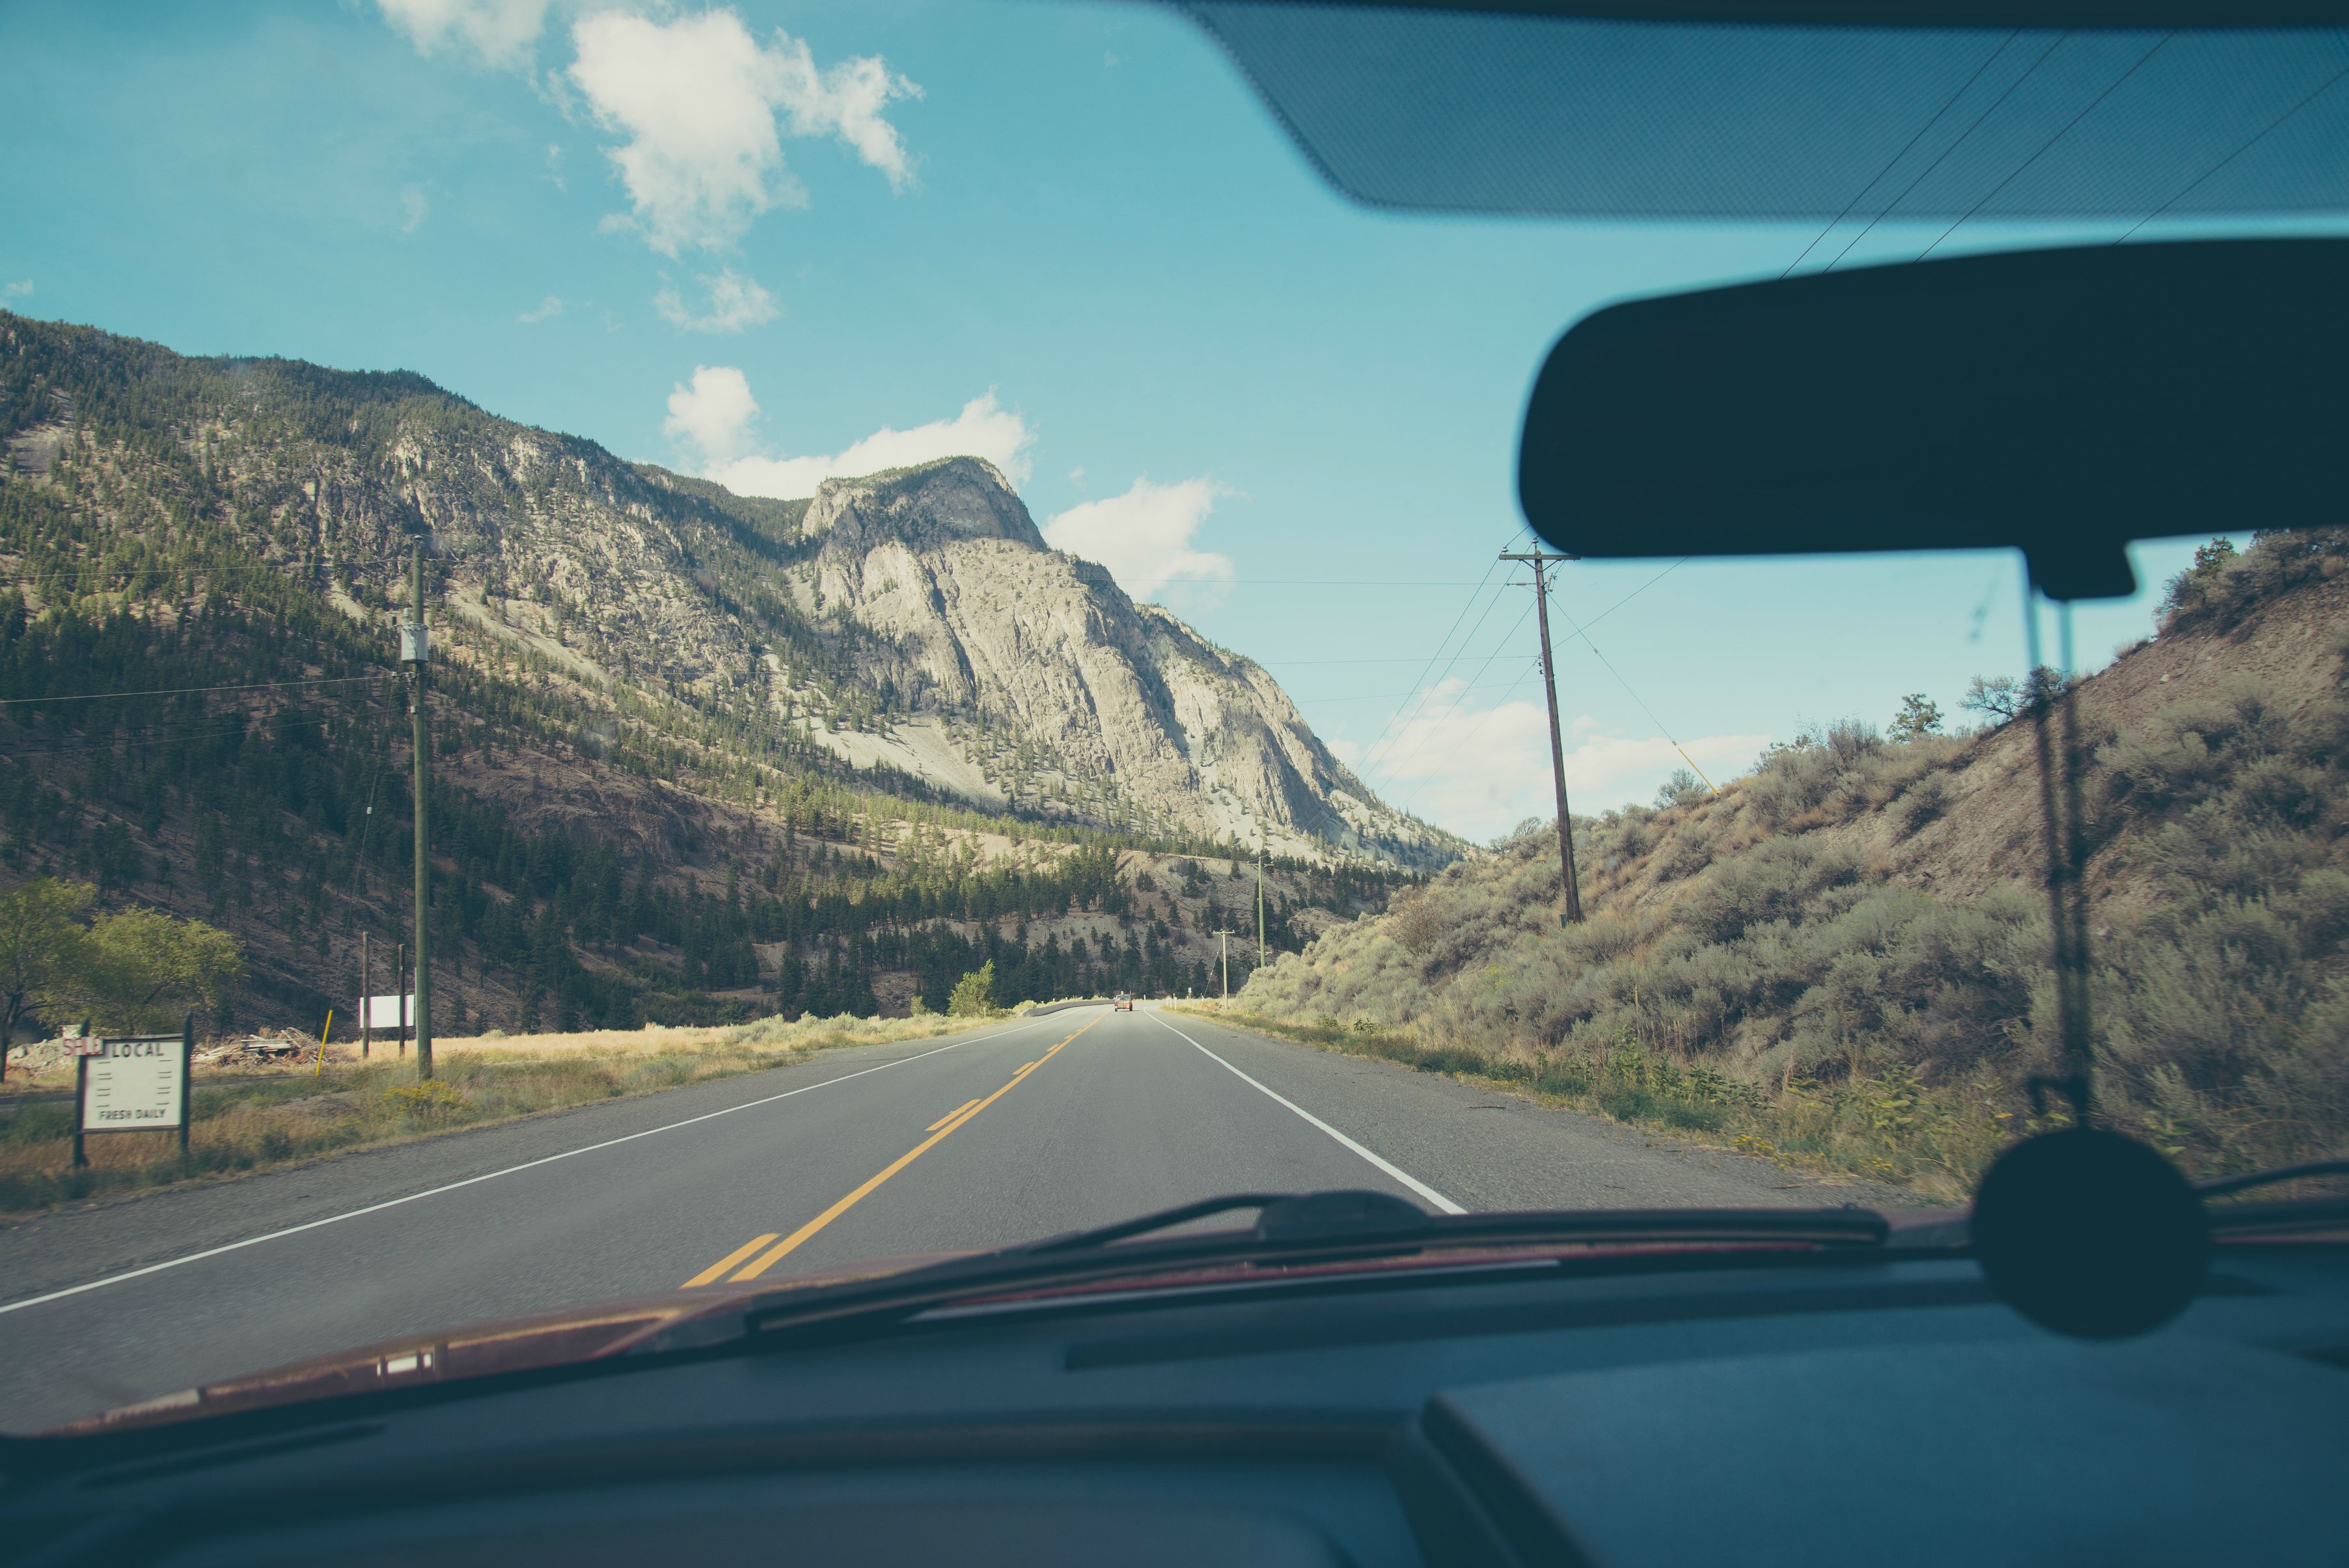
left=8, top=1239, right=2346, bottom=1567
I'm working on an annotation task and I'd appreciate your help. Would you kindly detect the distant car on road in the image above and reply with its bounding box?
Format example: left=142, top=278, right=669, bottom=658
left=1113, top=993, right=1133, bottom=1011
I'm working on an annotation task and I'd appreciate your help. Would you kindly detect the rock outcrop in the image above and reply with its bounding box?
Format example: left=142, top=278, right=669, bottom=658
left=784, top=460, right=1452, bottom=864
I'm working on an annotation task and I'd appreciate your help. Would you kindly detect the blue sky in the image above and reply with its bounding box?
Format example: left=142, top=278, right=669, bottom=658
left=0, top=0, right=2229, bottom=839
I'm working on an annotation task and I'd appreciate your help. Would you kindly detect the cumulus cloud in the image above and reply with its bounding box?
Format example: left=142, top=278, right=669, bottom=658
left=664, top=364, right=762, bottom=465
left=1, top=281, right=31, bottom=301
left=566, top=8, right=920, bottom=256
left=376, top=0, right=552, bottom=68
left=517, top=294, right=564, bottom=323
left=653, top=268, right=779, bottom=333
left=1336, top=684, right=1768, bottom=841
left=400, top=186, right=430, bottom=232
left=664, top=369, right=1030, bottom=496
left=1043, top=478, right=1235, bottom=601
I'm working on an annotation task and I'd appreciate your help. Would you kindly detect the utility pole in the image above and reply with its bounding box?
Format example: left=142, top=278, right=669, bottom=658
left=1500, top=550, right=1584, bottom=924
left=359, top=931, right=372, bottom=1061
left=402, top=542, right=433, bottom=1079
left=1256, top=826, right=1267, bottom=969
left=1213, top=928, right=1233, bottom=998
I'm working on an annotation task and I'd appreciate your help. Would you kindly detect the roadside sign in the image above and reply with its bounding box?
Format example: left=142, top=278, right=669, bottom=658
left=363, top=993, right=414, bottom=1031
left=81, top=1038, right=184, bottom=1129
left=73, top=1016, right=195, bottom=1166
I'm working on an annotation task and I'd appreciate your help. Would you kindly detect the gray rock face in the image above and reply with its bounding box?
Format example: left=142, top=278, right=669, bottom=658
left=1, top=312, right=1453, bottom=866
left=784, top=460, right=1455, bottom=866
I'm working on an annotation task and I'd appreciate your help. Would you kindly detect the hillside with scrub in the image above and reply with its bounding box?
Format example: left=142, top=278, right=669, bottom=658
left=1224, top=531, right=2349, bottom=1197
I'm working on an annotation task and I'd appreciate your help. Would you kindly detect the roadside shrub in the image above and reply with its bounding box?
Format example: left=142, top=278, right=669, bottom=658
left=948, top=961, right=996, bottom=1016
left=1683, top=838, right=1861, bottom=943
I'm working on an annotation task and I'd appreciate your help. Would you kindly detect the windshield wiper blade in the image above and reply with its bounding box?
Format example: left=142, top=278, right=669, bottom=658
left=633, top=1193, right=1897, bottom=1358
left=2197, top=1159, right=2349, bottom=1200
left=1019, top=1190, right=1888, bottom=1257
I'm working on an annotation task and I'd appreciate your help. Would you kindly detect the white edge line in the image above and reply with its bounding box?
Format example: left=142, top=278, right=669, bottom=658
left=0, top=1015, right=1062, bottom=1317
left=1146, top=1008, right=1465, bottom=1215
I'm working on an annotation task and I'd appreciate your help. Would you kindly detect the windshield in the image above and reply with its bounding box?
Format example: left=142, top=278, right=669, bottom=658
left=1, top=0, right=2344, bottom=1436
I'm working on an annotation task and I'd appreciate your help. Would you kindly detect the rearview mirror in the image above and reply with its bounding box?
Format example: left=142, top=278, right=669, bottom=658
left=1517, top=239, right=2348, bottom=601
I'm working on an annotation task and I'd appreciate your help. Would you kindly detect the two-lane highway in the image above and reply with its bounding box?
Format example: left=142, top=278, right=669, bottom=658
left=0, top=1004, right=1899, bottom=1432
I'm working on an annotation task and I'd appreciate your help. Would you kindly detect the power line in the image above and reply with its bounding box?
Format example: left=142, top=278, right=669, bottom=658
left=1349, top=577, right=1520, bottom=782
left=1547, top=593, right=1722, bottom=795
left=1259, top=654, right=1507, bottom=667
left=1366, top=597, right=1537, bottom=790
left=1361, top=556, right=1684, bottom=803
left=0, top=712, right=348, bottom=758
left=1287, top=667, right=1537, bottom=704
left=1341, top=536, right=1523, bottom=783
left=1578, top=558, right=1688, bottom=635
left=1155, top=577, right=1494, bottom=587
left=0, top=672, right=387, bottom=707
left=2113, top=61, right=2349, bottom=245
left=1819, top=31, right=2072, bottom=273
left=1779, top=30, right=2022, bottom=279
left=1395, top=665, right=1543, bottom=819
left=1917, top=31, right=2177, bottom=262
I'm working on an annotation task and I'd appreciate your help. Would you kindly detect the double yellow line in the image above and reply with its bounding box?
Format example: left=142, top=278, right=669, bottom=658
left=682, top=1015, right=1099, bottom=1288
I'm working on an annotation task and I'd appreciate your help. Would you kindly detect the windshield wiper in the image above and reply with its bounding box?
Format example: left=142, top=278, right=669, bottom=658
left=638, top=1191, right=1896, bottom=1357
left=2197, top=1159, right=2349, bottom=1237
left=2196, top=1159, right=2349, bottom=1200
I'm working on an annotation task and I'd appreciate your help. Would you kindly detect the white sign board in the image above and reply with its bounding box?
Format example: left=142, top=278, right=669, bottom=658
left=363, top=993, right=415, bottom=1031
left=81, top=1038, right=185, bottom=1131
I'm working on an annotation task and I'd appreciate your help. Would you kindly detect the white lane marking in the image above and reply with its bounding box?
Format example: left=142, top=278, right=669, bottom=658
left=0, top=1016, right=1061, bottom=1317
left=1146, top=1008, right=1465, bottom=1215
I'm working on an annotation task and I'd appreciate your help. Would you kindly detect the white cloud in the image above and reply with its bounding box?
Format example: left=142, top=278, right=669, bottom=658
left=666, top=371, right=1034, bottom=498
left=517, top=294, right=564, bottom=323
left=566, top=9, right=919, bottom=257
left=1043, top=477, right=1234, bottom=601
left=400, top=186, right=430, bottom=232
left=376, top=0, right=551, bottom=68
left=653, top=268, right=779, bottom=333
left=1338, top=683, right=1768, bottom=841
left=664, top=364, right=762, bottom=465
left=1, top=280, right=31, bottom=301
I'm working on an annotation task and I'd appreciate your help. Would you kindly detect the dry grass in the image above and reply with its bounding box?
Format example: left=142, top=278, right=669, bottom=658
left=0, top=1011, right=987, bottom=1218
left=1209, top=534, right=2349, bottom=1200
left=1178, top=1002, right=2001, bottom=1202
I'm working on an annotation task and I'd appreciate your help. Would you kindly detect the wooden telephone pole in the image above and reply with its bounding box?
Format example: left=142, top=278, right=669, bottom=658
left=1500, top=550, right=1584, bottom=924
left=1213, top=929, right=1234, bottom=998
left=1256, top=827, right=1267, bottom=969
left=403, top=542, right=433, bottom=1079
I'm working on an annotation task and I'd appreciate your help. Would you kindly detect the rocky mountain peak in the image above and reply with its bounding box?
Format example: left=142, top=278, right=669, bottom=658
left=801, top=456, right=1045, bottom=555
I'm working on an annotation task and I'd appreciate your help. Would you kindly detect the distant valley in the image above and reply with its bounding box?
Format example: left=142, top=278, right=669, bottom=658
left=0, top=311, right=1458, bottom=1032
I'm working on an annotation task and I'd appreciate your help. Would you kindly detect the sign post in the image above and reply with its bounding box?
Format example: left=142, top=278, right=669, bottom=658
left=72, top=1013, right=195, bottom=1167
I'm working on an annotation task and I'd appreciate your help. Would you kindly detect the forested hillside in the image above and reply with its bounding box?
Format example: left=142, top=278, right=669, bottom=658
left=1229, top=530, right=2349, bottom=1194
left=0, top=312, right=1422, bottom=1038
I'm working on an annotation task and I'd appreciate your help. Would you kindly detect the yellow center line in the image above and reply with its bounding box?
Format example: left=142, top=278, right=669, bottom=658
left=681, top=1232, right=780, bottom=1289
left=729, top=1016, right=1101, bottom=1283
left=926, top=1099, right=982, bottom=1133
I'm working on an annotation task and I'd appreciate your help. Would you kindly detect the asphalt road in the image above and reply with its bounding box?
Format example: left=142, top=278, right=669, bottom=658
left=0, top=1004, right=1896, bottom=1433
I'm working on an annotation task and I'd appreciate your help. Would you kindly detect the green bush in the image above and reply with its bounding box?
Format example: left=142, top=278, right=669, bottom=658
left=948, top=961, right=996, bottom=1017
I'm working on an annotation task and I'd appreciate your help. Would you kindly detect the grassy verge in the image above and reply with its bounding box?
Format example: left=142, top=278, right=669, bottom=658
left=0, top=1013, right=991, bottom=1218
left=1175, top=1003, right=2012, bottom=1202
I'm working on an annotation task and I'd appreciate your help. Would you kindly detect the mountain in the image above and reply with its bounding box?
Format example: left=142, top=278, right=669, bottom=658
left=1225, top=527, right=2349, bottom=1197
left=0, top=311, right=1453, bottom=1032
left=776, top=458, right=1442, bottom=860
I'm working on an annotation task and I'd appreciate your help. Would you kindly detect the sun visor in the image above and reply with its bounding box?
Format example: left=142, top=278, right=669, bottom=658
left=1516, top=239, right=2349, bottom=600
left=1182, top=5, right=2349, bottom=221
